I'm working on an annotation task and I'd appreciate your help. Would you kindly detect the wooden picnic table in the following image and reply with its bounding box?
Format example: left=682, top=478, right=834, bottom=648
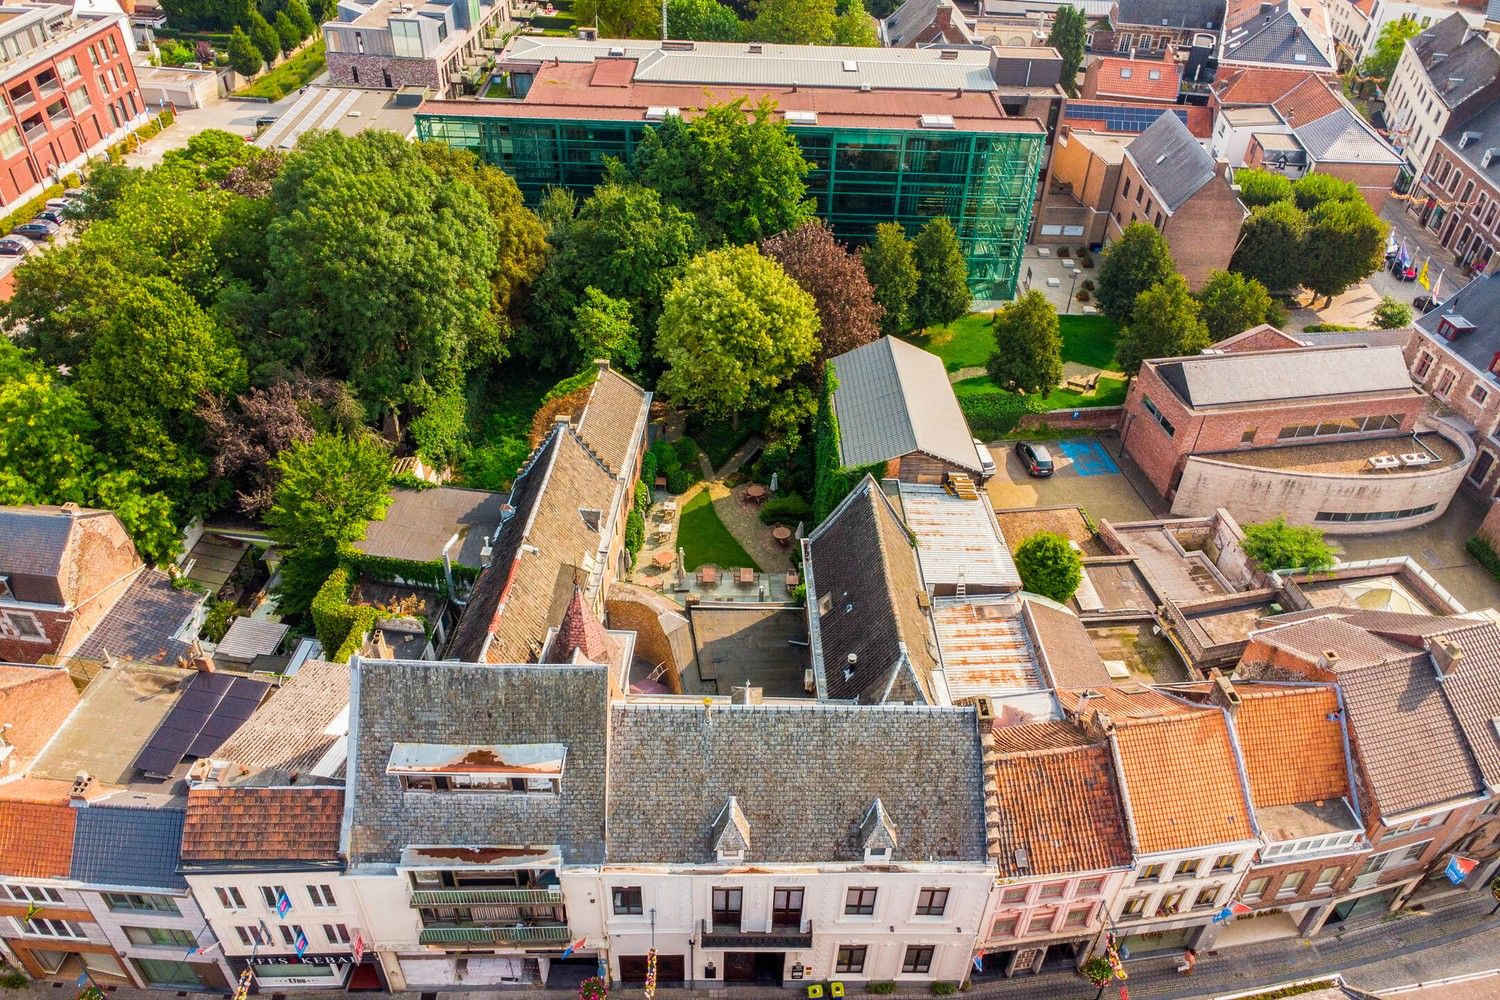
left=745, top=483, right=767, bottom=502
left=652, top=550, right=675, bottom=569
left=737, top=567, right=755, bottom=585
left=697, top=566, right=720, bottom=585
left=772, top=525, right=792, bottom=547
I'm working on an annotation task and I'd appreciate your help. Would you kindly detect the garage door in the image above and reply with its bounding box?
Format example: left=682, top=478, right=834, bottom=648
left=619, top=954, right=685, bottom=985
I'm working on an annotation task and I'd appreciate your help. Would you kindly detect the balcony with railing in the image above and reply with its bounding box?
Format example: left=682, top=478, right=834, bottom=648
left=21, top=118, right=47, bottom=141
left=699, top=918, right=813, bottom=950
left=417, top=924, right=572, bottom=946
left=410, top=887, right=564, bottom=907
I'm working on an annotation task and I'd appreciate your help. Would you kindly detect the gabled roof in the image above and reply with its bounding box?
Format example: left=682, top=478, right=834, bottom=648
left=1116, top=0, right=1223, bottom=29
left=1151, top=344, right=1415, bottom=407
left=1223, top=1, right=1335, bottom=70
left=1252, top=615, right=1417, bottom=669
left=806, top=477, right=938, bottom=704
left=831, top=337, right=981, bottom=473
left=0, top=797, right=77, bottom=878
left=72, top=569, right=202, bottom=666
left=1126, top=112, right=1218, bottom=212
left=1438, top=91, right=1500, bottom=186
left=71, top=805, right=186, bottom=889
left=1025, top=600, right=1113, bottom=689
left=1271, top=73, right=1341, bottom=126
left=0, top=505, right=138, bottom=609
left=605, top=702, right=987, bottom=864
left=1416, top=274, right=1500, bottom=363
left=573, top=365, right=650, bottom=479
left=211, top=658, right=350, bottom=779
left=354, top=486, right=508, bottom=570
left=1213, top=66, right=1322, bottom=105
left=1431, top=621, right=1500, bottom=791
left=347, top=659, right=609, bottom=867
left=988, top=720, right=1133, bottom=876
left=1410, top=13, right=1500, bottom=111
left=1063, top=688, right=1256, bottom=854
left=1232, top=684, right=1349, bottom=807
left=182, top=786, right=344, bottom=865
left=544, top=585, right=618, bottom=666
left=880, top=0, right=976, bottom=47
left=1090, top=56, right=1183, bottom=101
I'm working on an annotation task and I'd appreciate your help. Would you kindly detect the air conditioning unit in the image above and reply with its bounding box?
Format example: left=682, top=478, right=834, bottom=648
left=1399, top=452, right=1435, bottom=467
left=1368, top=454, right=1401, bottom=469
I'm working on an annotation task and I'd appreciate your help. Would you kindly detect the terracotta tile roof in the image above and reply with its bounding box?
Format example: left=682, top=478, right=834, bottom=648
left=0, top=797, right=77, bottom=877
left=1057, top=684, right=1196, bottom=719
left=181, top=786, right=343, bottom=863
left=988, top=721, right=1133, bottom=876
left=1232, top=684, right=1349, bottom=807
left=1072, top=692, right=1255, bottom=854
left=1272, top=74, right=1341, bottom=127
left=1213, top=66, right=1321, bottom=105
left=544, top=585, right=618, bottom=665
left=1253, top=616, right=1415, bottom=670
left=1091, top=57, right=1183, bottom=101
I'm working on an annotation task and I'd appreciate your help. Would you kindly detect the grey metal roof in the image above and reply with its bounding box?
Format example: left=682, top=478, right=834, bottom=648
left=896, top=482, right=1021, bottom=592
left=354, top=486, right=507, bottom=570
left=1126, top=112, right=1217, bottom=212
left=605, top=702, right=988, bottom=864
left=1294, top=105, right=1401, bottom=164
left=503, top=36, right=1000, bottom=92
left=1412, top=13, right=1500, bottom=111
left=1439, top=97, right=1500, bottom=187
left=346, top=659, right=609, bottom=868
left=214, top=617, right=291, bottom=663
left=70, top=805, right=187, bottom=890
left=1153, top=345, right=1416, bottom=407
left=73, top=569, right=203, bottom=666
left=1115, top=0, right=1223, bottom=29
left=1416, top=274, right=1500, bottom=372
left=831, top=337, right=981, bottom=472
left=1223, top=2, right=1334, bottom=70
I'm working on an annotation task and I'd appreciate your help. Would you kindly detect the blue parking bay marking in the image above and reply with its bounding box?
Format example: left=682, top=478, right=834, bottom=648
left=1056, top=439, right=1119, bottom=476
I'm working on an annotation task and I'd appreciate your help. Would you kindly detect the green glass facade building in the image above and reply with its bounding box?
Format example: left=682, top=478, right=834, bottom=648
left=415, top=113, right=1044, bottom=299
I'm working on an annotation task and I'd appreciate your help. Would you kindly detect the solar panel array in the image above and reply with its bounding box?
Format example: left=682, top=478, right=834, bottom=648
left=1063, top=103, right=1190, bottom=133
left=131, top=672, right=273, bottom=779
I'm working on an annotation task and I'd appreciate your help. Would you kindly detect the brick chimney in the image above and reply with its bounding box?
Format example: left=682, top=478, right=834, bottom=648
left=935, top=5, right=953, bottom=27
left=1428, top=635, right=1464, bottom=676
left=1206, top=668, right=1241, bottom=716
left=188, top=640, right=215, bottom=673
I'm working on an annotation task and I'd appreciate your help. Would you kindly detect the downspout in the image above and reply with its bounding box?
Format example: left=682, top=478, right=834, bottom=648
left=1334, top=684, right=1365, bottom=828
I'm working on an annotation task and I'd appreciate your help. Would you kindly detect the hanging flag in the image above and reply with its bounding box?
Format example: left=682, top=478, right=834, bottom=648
left=24, top=902, right=42, bottom=922
left=196, top=939, right=225, bottom=956
left=295, top=928, right=309, bottom=958
left=972, top=950, right=985, bottom=973
left=1431, top=270, right=1442, bottom=300
left=276, top=889, right=293, bottom=918
left=1445, top=855, right=1478, bottom=885
left=1212, top=900, right=1252, bottom=924
left=561, top=936, right=588, bottom=960
left=352, top=931, right=365, bottom=965
left=1418, top=259, right=1430, bottom=289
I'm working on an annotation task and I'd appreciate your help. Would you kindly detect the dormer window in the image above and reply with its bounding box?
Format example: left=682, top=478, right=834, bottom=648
left=388, top=742, right=565, bottom=794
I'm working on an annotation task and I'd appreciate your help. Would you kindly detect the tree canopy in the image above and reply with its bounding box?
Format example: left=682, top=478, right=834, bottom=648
left=656, top=246, right=820, bottom=418
left=751, top=0, right=836, bottom=42
left=987, top=289, right=1062, bottom=394
left=830, top=0, right=879, bottom=46
left=1047, top=5, right=1088, bottom=97
left=1359, top=16, right=1422, bottom=83
left=1115, top=274, right=1210, bottom=374
left=574, top=0, right=661, bottom=36
left=861, top=222, right=920, bottom=336
left=762, top=220, right=883, bottom=361
left=1241, top=517, right=1336, bottom=573
left=910, top=217, right=970, bottom=329
left=1230, top=170, right=1386, bottom=302
left=1231, top=199, right=1309, bottom=293
left=1195, top=270, right=1275, bottom=341
left=1015, top=531, right=1083, bottom=602
left=1373, top=295, right=1413, bottom=329
left=665, top=0, right=745, bottom=38
left=1096, top=222, right=1175, bottom=323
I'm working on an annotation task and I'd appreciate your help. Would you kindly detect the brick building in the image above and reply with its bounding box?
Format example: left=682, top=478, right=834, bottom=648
left=323, top=0, right=514, bottom=95
left=1103, top=112, right=1248, bottom=288
left=1080, top=53, right=1183, bottom=102
left=1406, top=275, right=1500, bottom=492
left=0, top=0, right=147, bottom=211
left=1410, top=97, right=1500, bottom=276
left=1383, top=13, right=1500, bottom=176
left=1119, top=339, right=1473, bottom=531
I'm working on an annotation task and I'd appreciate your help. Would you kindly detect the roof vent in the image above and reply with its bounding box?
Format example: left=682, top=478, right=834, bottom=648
left=939, top=48, right=958, bottom=59
left=644, top=106, right=680, bottom=121
left=1155, top=152, right=1169, bottom=164
left=1121, top=67, right=1133, bottom=78
left=859, top=83, right=872, bottom=92
left=661, top=39, right=695, bottom=50
left=748, top=43, right=762, bottom=53
left=843, top=59, right=858, bottom=71
left=919, top=114, right=956, bottom=128
left=608, top=45, right=625, bottom=56
left=784, top=109, right=818, bottom=124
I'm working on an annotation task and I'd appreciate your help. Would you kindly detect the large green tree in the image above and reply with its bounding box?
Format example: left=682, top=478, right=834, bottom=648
left=1015, top=531, right=1083, bottom=602
left=910, top=217, right=970, bottom=329
left=1301, top=197, right=1388, bottom=305
left=248, top=9, right=281, bottom=64
left=665, top=0, right=745, bottom=38
left=987, top=289, right=1062, bottom=394
left=227, top=26, right=263, bottom=76
left=750, top=0, right=836, bottom=42
left=287, top=0, right=317, bottom=36
left=1047, top=4, right=1088, bottom=97
left=656, top=246, right=820, bottom=419
left=260, top=131, right=502, bottom=412
left=523, top=182, right=701, bottom=369
left=1234, top=168, right=1294, bottom=208
left=831, top=0, right=878, bottom=45
left=762, top=220, right=882, bottom=361
left=632, top=100, right=813, bottom=245
left=1115, top=274, right=1210, bottom=374
left=1373, top=295, right=1412, bottom=329
left=1195, top=269, right=1275, bottom=341
left=273, top=10, right=301, bottom=53
left=575, top=0, right=661, bottom=36
left=1096, top=222, right=1175, bottom=323
left=1292, top=172, right=1362, bottom=211
left=266, top=432, right=394, bottom=616
left=573, top=287, right=641, bottom=370
left=1358, top=16, right=1421, bottom=83
left=861, top=222, right=919, bottom=336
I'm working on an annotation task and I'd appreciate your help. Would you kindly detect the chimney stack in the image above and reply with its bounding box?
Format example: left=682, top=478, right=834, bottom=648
left=189, top=640, right=215, bottom=673
left=70, top=771, right=93, bottom=801
left=1429, top=635, right=1464, bottom=676
left=1206, top=668, right=1241, bottom=716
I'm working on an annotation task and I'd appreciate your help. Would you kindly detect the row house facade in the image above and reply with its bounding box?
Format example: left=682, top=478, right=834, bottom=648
left=1382, top=13, right=1500, bottom=176
left=1411, top=100, right=1500, bottom=277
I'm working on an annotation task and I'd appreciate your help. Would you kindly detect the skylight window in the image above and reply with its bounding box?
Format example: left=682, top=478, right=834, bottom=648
left=1121, top=67, right=1133, bottom=78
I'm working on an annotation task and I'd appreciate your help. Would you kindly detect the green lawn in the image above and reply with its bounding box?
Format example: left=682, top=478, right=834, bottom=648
left=905, top=312, right=1124, bottom=373
left=237, top=40, right=326, bottom=101
left=678, top=490, right=760, bottom=571
left=954, top=374, right=1127, bottom=409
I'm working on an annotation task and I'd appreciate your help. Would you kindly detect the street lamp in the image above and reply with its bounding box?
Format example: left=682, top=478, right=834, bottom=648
left=1066, top=266, right=1082, bottom=314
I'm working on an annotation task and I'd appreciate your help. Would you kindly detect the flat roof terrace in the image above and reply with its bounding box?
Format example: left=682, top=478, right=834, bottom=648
left=1206, top=431, right=1463, bottom=476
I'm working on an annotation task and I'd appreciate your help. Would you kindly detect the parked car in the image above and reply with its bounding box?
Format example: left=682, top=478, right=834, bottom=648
left=35, top=208, right=66, bottom=225
left=1014, top=441, right=1054, bottom=478
left=973, top=437, right=996, bottom=478
left=0, top=234, right=35, bottom=256
left=12, top=219, right=58, bottom=241
left=1413, top=294, right=1444, bottom=314
left=255, top=114, right=279, bottom=127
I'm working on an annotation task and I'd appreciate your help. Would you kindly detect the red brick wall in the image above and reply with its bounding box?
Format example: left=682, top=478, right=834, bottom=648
left=0, top=667, right=79, bottom=775
left=1238, top=852, right=1362, bottom=908
left=0, top=608, right=72, bottom=664
left=1161, top=167, right=1246, bottom=289
left=1318, top=161, right=1400, bottom=212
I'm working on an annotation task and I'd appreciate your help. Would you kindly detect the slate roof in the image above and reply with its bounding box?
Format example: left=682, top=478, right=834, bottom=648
left=1433, top=621, right=1500, bottom=790
left=1416, top=274, right=1500, bottom=366
left=1231, top=684, right=1349, bottom=807
left=1439, top=99, right=1500, bottom=197
left=1065, top=688, right=1256, bottom=854
left=212, top=658, right=350, bottom=779
left=182, top=786, right=344, bottom=865
left=0, top=506, right=78, bottom=581
left=1151, top=344, right=1415, bottom=407
left=347, top=659, right=609, bottom=867
left=831, top=337, right=982, bottom=473
left=70, top=805, right=187, bottom=889
left=1223, top=1, right=1334, bottom=70
left=1292, top=104, right=1401, bottom=164
left=806, top=477, right=939, bottom=704
left=573, top=366, right=649, bottom=479
left=1213, top=66, right=1322, bottom=105
left=987, top=721, right=1133, bottom=877
left=354, top=487, right=509, bottom=570
left=72, top=569, right=202, bottom=666
left=1411, top=13, right=1500, bottom=111
left=1126, top=113, right=1218, bottom=213
left=879, top=0, right=975, bottom=46
left=1116, top=0, right=1223, bottom=29
left=0, top=798, right=77, bottom=877
left=446, top=424, right=621, bottom=664
left=1026, top=600, right=1114, bottom=689
left=605, top=702, right=987, bottom=864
